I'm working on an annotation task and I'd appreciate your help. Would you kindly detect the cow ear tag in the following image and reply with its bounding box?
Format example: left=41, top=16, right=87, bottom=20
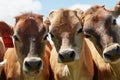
left=2, top=32, right=14, bottom=48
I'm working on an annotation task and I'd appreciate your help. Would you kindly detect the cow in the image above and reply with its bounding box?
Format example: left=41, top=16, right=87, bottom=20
left=45, top=8, right=95, bottom=80
left=0, top=22, right=10, bottom=78
left=0, top=38, right=6, bottom=61
left=0, top=13, right=52, bottom=80
left=81, top=2, right=120, bottom=80
left=0, top=38, right=6, bottom=75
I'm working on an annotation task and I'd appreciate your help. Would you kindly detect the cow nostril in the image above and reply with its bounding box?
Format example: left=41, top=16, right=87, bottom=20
left=37, top=60, right=42, bottom=68
left=58, top=54, right=64, bottom=60
left=25, top=61, right=31, bottom=69
left=104, top=53, right=112, bottom=59
left=116, top=45, right=120, bottom=51
left=69, top=51, right=75, bottom=58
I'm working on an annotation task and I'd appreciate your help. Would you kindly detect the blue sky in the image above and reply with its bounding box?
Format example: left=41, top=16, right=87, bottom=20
left=40, top=0, right=119, bottom=16
left=0, top=0, right=119, bottom=25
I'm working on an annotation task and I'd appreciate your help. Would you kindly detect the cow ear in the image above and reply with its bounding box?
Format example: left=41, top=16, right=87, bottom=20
left=74, top=8, right=84, bottom=19
left=15, top=16, right=20, bottom=23
left=108, top=1, right=120, bottom=18
left=43, top=11, right=54, bottom=28
left=0, top=21, right=14, bottom=48
left=74, top=9, right=84, bottom=27
left=0, top=21, right=13, bottom=36
left=44, top=17, right=51, bottom=32
left=49, top=11, right=54, bottom=17
left=113, top=1, right=120, bottom=17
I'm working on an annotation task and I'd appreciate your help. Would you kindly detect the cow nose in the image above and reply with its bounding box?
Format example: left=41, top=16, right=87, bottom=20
left=58, top=51, right=76, bottom=63
left=25, top=60, right=42, bottom=70
left=103, top=43, right=120, bottom=62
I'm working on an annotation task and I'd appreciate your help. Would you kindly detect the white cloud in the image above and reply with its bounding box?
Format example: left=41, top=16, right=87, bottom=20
left=70, top=4, right=91, bottom=11
left=0, top=0, right=42, bottom=25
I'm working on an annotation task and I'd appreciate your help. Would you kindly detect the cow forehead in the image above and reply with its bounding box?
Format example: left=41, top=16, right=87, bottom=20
left=49, top=9, right=80, bottom=33
left=84, top=5, right=111, bottom=19
left=14, top=13, right=46, bottom=41
left=83, top=5, right=113, bottom=30
left=15, top=13, right=44, bottom=32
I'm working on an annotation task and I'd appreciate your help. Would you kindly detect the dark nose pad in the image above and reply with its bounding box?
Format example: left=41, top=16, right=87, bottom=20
left=25, top=60, right=42, bottom=70
left=58, top=51, right=75, bottom=62
left=104, top=53, right=112, bottom=59
left=103, top=44, right=120, bottom=61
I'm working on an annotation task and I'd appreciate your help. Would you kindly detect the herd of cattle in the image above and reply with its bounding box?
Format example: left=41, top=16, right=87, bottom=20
left=0, top=1, right=120, bottom=80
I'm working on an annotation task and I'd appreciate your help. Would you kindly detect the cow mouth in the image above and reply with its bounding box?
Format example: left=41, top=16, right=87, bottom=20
left=24, top=70, right=40, bottom=76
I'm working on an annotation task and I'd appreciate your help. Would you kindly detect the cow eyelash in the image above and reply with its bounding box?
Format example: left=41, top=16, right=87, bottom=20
left=85, top=34, right=91, bottom=38
left=84, top=32, right=91, bottom=38
left=13, top=35, right=20, bottom=41
left=50, top=32, right=55, bottom=38
left=77, top=28, right=82, bottom=34
left=43, top=34, right=48, bottom=40
left=113, top=19, right=116, bottom=25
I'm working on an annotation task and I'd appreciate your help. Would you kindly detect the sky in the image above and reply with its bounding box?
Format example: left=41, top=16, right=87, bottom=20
left=0, top=0, right=119, bottom=25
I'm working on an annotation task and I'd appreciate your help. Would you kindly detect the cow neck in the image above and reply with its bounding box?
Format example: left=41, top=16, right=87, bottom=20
left=110, top=61, right=120, bottom=79
left=85, top=38, right=120, bottom=80
left=67, top=38, right=94, bottom=80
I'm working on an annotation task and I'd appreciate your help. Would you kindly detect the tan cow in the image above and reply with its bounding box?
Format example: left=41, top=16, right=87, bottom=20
left=82, top=2, right=120, bottom=80
left=0, top=13, right=53, bottom=80
left=45, top=9, right=94, bottom=80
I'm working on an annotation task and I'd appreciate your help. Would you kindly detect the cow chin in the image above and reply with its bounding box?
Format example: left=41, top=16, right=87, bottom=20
left=23, top=69, right=40, bottom=76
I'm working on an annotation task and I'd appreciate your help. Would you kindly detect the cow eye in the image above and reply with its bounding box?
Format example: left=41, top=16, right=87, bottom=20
left=43, top=34, right=48, bottom=40
left=50, top=32, right=55, bottom=38
left=113, top=19, right=116, bottom=25
left=77, top=28, right=82, bottom=34
left=85, top=34, right=91, bottom=38
left=84, top=32, right=91, bottom=38
left=13, top=35, right=20, bottom=41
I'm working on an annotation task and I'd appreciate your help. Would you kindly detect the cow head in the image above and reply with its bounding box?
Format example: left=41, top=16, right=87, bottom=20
left=0, top=13, right=48, bottom=76
left=45, top=9, right=83, bottom=63
left=82, top=3, right=120, bottom=63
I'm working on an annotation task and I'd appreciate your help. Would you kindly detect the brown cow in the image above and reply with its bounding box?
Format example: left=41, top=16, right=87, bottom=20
left=45, top=9, right=94, bottom=80
left=82, top=2, right=120, bottom=80
left=0, top=13, right=52, bottom=80
left=0, top=38, right=6, bottom=61
left=0, top=22, right=9, bottom=77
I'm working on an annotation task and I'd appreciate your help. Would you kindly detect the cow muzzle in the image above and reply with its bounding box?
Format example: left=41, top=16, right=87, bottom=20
left=23, top=57, right=43, bottom=76
left=58, top=50, right=77, bottom=63
left=103, top=43, right=120, bottom=63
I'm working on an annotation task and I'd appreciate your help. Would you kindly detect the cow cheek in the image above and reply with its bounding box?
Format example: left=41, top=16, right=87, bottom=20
left=14, top=42, right=25, bottom=64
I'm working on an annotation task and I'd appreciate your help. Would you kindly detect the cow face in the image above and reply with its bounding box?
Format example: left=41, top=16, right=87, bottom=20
left=0, top=13, right=48, bottom=76
left=45, top=9, right=83, bottom=63
left=82, top=5, right=120, bottom=63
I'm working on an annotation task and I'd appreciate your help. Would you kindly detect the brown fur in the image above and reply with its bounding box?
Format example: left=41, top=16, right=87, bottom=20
left=82, top=2, right=120, bottom=80
left=50, top=37, right=94, bottom=80
left=0, top=12, right=52, bottom=80
left=4, top=42, right=52, bottom=80
left=0, top=38, right=6, bottom=61
left=45, top=9, right=94, bottom=80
